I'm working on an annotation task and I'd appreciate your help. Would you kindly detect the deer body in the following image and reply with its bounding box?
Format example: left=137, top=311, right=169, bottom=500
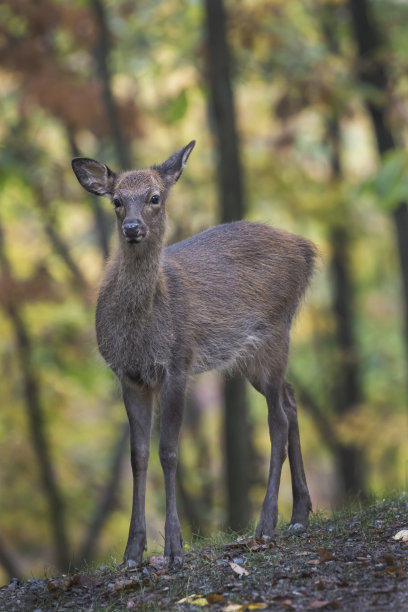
left=72, top=142, right=315, bottom=566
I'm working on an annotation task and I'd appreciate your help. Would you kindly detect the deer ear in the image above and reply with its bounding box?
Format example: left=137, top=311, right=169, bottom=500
left=72, top=158, right=117, bottom=196
left=156, top=140, right=196, bottom=185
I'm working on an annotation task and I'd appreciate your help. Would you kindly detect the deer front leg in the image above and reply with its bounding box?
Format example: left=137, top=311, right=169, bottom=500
left=159, top=377, right=186, bottom=564
left=256, top=382, right=289, bottom=540
left=122, top=378, right=153, bottom=566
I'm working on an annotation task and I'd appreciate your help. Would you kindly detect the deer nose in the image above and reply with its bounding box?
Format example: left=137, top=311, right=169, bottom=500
left=122, top=220, right=146, bottom=241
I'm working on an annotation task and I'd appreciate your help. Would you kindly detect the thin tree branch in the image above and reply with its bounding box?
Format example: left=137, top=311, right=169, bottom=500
left=91, top=0, right=131, bottom=168
left=68, top=130, right=111, bottom=260
left=33, top=184, right=88, bottom=291
left=289, top=372, right=338, bottom=450
left=0, top=222, right=70, bottom=570
left=78, top=422, right=129, bottom=562
left=11, top=134, right=90, bottom=294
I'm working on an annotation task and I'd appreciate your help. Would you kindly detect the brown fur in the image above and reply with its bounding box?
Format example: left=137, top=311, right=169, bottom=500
left=72, top=141, right=316, bottom=566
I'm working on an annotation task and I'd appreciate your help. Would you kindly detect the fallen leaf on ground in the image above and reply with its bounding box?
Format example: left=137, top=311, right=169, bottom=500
left=149, top=555, right=167, bottom=570
left=225, top=538, right=274, bottom=553
left=206, top=593, right=225, bottom=604
left=248, top=538, right=275, bottom=551
left=383, top=565, right=405, bottom=577
left=282, top=599, right=295, bottom=609
left=77, top=574, right=103, bottom=589
left=47, top=575, right=79, bottom=592
left=307, top=601, right=340, bottom=609
left=379, top=554, right=406, bottom=575
left=110, top=578, right=148, bottom=592
left=222, top=605, right=267, bottom=612
left=177, top=593, right=208, bottom=606
left=153, top=568, right=169, bottom=577
left=380, top=555, right=395, bottom=566
left=229, top=562, right=249, bottom=577
left=225, top=541, right=246, bottom=550
left=393, top=529, right=408, bottom=542
left=317, top=548, right=337, bottom=563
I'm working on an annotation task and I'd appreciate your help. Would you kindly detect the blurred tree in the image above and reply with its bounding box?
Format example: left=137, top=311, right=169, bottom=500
left=0, top=536, right=21, bottom=581
left=90, top=0, right=131, bottom=168
left=348, top=0, right=408, bottom=366
left=328, top=125, right=366, bottom=498
left=0, top=0, right=406, bottom=582
left=323, top=8, right=366, bottom=497
left=204, top=0, right=251, bottom=531
left=0, top=221, right=69, bottom=570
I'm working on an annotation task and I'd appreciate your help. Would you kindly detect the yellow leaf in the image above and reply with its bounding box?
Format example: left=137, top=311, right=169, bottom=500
left=193, top=598, right=209, bottom=607
left=177, top=594, right=208, bottom=606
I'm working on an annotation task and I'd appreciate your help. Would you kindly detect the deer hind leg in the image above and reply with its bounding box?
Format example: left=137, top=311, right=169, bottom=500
left=254, top=375, right=289, bottom=539
left=283, top=381, right=312, bottom=530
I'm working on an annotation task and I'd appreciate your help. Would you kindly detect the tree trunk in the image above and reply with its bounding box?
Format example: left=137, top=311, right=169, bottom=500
left=330, top=224, right=366, bottom=498
left=0, top=536, right=22, bottom=581
left=91, top=0, right=131, bottom=169
left=348, top=0, right=408, bottom=364
left=204, top=0, right=251, bottom=531
left=223, top=376, right=251, bottom=530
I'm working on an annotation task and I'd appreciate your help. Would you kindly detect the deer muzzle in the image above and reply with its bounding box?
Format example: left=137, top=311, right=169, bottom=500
left=122, top=220, right=147, bottom=243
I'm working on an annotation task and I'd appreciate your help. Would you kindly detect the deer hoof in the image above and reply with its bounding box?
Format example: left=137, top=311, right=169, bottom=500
left=255, top=516, right=276, bottom=541
left=288, top=522, right=306, bottom=534
left=171, top=555, right=184, bottom=568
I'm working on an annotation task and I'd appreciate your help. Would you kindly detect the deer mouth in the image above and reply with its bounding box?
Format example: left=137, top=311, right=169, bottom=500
left=122, top=227, right=147, bottom=243
left=126, top=234, right=146, bottom=244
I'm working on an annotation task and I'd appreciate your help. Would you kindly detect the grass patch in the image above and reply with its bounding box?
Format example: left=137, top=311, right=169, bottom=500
left=1, top=493, right=407, bottom=611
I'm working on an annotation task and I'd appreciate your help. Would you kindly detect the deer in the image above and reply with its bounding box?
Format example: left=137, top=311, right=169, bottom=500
left=71, top=140, right=315, bottom=567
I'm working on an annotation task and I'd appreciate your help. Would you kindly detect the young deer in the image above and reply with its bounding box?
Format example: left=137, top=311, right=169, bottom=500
left=72, top=141, right=315, bottom=566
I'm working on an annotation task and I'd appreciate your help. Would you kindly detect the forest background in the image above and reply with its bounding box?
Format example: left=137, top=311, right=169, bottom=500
left=0, top=0, right=407, bottom=583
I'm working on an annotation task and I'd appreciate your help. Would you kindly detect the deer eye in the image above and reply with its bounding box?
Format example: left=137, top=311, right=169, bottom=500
left=113, top=197, right=121, bottom=208
left=150, top=194, right=160, bottom=205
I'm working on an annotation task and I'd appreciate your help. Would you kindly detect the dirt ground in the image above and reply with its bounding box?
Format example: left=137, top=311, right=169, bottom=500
left=1, top=496, right=407, bottom=611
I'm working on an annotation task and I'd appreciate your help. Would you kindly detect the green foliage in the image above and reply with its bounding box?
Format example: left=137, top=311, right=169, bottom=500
left=362, top=150, right=408, bottom=211
left=0, top=0, right=406, bottom=585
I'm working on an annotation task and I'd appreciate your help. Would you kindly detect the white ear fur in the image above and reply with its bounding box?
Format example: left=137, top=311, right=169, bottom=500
left=157, top=140, right=196, bottom=184
left=72, top=158, right=116, bottom=196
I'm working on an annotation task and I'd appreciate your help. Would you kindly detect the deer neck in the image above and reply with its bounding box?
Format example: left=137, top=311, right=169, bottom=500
left=116, top=240, right=165, bottom=313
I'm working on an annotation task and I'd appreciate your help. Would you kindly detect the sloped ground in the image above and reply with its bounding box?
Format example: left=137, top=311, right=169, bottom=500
left=1, top=496, right=407, bottom=611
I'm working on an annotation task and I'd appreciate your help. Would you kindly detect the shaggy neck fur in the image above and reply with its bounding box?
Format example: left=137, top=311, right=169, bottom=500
left=114, top=236, right=166, bottom=314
